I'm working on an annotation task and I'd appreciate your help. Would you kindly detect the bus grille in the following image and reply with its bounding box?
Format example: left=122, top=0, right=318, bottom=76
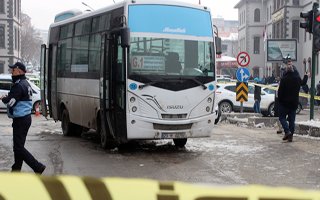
left=161, top=114, right=187, bottom=120
left=153, top=123, right=193, bottom=130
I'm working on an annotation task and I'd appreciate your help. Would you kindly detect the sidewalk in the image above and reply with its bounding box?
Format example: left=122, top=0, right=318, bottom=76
left=221, top=109, right=320, bottom=137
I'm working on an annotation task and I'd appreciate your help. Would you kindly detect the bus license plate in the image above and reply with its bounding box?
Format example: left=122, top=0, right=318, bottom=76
left=162, top=132, right=187, bottom=139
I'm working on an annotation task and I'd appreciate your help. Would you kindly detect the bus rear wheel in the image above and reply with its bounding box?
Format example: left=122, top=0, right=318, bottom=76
left=173, top=138, right=187, bottom=148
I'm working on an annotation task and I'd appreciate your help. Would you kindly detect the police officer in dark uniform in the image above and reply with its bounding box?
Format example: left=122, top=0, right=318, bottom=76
left=0, top=62, right=46, bottom=174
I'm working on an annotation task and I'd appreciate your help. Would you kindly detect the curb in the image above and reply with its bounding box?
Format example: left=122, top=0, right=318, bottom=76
left=221, top=113, right=320, bottom=137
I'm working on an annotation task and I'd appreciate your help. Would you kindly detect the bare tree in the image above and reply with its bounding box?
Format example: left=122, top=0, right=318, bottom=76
left=21, top=13, right=43, bottom=68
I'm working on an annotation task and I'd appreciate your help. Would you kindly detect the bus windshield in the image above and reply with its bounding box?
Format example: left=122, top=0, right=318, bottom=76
left=128, top=37, right=215, bottom=81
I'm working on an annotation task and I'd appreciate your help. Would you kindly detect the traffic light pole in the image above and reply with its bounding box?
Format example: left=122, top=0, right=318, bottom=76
left=310, top=2, right=319, bottom=120
left=310, top=48, right=317, bottom=120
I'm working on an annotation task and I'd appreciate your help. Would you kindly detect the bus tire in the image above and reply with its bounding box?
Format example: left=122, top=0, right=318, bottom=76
left=173, top=138, right=187, bottom=148
left=61, top=109, right=82, bottom=136
left=97, top=114, right=115, bottom=149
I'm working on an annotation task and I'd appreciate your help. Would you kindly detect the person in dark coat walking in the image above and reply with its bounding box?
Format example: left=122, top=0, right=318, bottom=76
left=0, top=62, right=46, bottom=174
left=278, top=58, right=308, bottom=142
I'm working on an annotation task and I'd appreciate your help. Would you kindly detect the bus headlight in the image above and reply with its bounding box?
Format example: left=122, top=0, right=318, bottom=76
left=207, top=97, right=212, bottom=103
left=206, top=106, right=210, bottom=112
left=130, top=97, right=136, bottom=103
left=132, top=106, right=137, bottom=112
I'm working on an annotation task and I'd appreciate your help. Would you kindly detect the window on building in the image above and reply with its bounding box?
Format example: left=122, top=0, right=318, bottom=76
left=254, top=36, right=260, bottom=54
left=0, top=0, right=4, bottom=13
left=14, top=0, right=17, bottom=16
left=280, top=20, right=284, bottom=38
left=292, top=0, right=299, bottom=6
left=254, top=9, right=260, bottom=22
left=0, top=62, right=3, bottom=73
left=274, top=0, right=276, bottom=11
left=14, top=28, right=19, bottom=50
left=292, top=20, right=299, bottom=41
left=222, top=44, right=228, bottom=52
left=18, top=29, right=20, bottom=50
left=267, top=7, right=269, bottom=21
left=0, top=25, right=5, bottom=48
left=17, top=0, right=19, bottom=19
left=270, top=6, right=272, bottom=20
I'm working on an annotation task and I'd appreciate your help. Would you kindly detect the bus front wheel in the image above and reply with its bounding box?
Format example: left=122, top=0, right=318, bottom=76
left=98, top=115, right=115, bottom=149
left=173, top=138, right=187, bottom=148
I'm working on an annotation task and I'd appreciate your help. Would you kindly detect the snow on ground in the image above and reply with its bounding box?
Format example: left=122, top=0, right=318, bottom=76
left=297, top=119, right=320, bottom=127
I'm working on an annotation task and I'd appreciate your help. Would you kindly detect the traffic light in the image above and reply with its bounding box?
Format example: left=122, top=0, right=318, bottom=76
left=300, top=10, right=314, bottom=33
left=313, top=9, right=320, bottom=51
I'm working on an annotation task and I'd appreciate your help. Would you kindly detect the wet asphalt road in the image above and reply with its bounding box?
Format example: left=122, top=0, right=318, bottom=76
left=0, top=111, right=319, bottom=190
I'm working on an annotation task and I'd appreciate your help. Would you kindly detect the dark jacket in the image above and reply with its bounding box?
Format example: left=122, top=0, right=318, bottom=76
left=254, top=85, right=261, bottom=101
left=1, top=75, right=32, bottom=118
left=278, top=70, right=308, bottom=110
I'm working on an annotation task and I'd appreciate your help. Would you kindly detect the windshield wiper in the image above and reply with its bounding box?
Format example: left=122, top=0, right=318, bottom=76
left=139, top=81, right=162, bottom=89
left=163, top=77, right=207, bottom=90
left=191, top=78, right=207, bottom=90
left=180, top=77, right=207, bottom=90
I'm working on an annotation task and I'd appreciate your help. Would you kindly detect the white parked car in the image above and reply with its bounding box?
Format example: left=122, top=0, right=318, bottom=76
left=215, top=82, right=275, bottom=116
left=0, top=74, right=41, bottom=112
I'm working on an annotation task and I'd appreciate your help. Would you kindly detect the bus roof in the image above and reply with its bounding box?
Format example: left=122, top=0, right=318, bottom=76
left=49, top=0, right=211, bottom=29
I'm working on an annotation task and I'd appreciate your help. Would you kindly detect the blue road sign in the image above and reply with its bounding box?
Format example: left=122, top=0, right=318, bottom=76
left=236, top=67, right=250, bottom=82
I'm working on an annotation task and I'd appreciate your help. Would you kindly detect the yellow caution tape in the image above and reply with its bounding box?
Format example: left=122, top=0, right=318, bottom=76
left=252, top=83, right=320, bottom=101
left=0, top=173, right=320, bottom=200
left=217, top=81, right=320, bottom=101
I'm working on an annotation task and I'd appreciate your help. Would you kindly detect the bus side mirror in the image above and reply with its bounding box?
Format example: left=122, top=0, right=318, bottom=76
left=120, top=27, right=130, bottom=48
left=215, top=37, right=222, bottom=55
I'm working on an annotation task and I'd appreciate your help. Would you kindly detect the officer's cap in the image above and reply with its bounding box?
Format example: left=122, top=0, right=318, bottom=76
left=8, top=62, right=26, bottom=73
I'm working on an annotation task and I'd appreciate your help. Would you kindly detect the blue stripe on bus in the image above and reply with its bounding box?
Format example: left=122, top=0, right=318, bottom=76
left=128, top=5, right=212, bottom=37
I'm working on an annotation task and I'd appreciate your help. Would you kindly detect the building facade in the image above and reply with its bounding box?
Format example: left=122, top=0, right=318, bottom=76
left=213, top=18, right=239, bottom=58
left=235, top=0, right=320, bottom=84
left=213, top=18, right=239, bottom=76
left=0, top=0, right=21, bottom=74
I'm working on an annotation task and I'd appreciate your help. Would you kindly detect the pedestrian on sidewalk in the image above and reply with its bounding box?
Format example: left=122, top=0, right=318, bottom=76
left=253, top=78, right=261, bottom=113
left=278, top=57, right=308, bottom=142
left=0, top=62, right=46, bottom=174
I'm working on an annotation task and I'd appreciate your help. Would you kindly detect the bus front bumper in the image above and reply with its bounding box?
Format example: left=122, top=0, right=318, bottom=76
left=126, top=114, right=215, bottom=140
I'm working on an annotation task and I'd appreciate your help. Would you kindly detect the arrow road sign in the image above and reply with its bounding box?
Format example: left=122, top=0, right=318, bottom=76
left=236, top=82, right=248, bottom=102
left=237, top=52, right=250, bottom=67
left=236, top=67, right=251, bottom=82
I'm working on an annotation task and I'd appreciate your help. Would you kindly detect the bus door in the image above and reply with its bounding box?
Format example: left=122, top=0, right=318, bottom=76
left=40, top=44, right=48, bottom=118
left=48, top=44, right=59, bottom=120
left=101, top=29, right=128, bottom=144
